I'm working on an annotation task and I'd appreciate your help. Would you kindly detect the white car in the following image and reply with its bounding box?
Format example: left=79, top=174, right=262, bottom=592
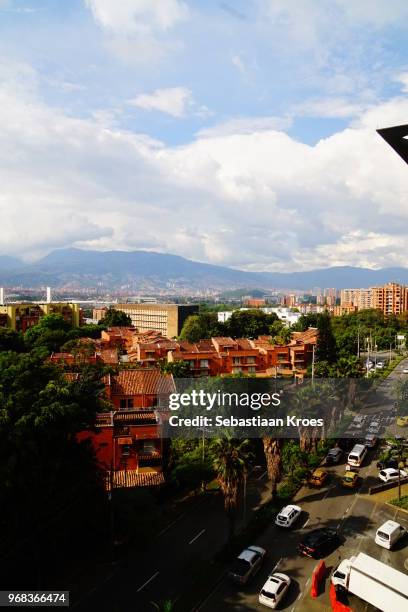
left=403, top=368, right=408, bottom=374
left=259, top=573, right=291, bottom=609
left=275, top=504, right=301, bottom=528
left=364, top=434, right=377, bottom=448
left=378, top=468, right=408, bottom=483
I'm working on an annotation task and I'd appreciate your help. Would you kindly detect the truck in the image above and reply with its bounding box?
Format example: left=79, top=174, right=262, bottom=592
left=331, top=552, right=408, bottom=611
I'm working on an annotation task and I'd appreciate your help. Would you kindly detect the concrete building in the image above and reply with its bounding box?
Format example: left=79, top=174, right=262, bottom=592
left=114, top=303, right=198, bottom=337
left=340, top=288, right=371, bottom=310
left=371, top=282, right=408, bottom=316
left=0, top=302, right=82, bottom=331
left=340, top=283, right=408, bottom=316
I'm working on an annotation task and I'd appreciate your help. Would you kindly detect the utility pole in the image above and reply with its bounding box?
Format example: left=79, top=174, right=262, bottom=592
left=357, top=326, right=360, bottom=358
left=311, top=344, right=315, bottom=383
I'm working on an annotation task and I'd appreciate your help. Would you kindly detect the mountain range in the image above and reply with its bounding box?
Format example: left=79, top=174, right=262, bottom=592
left=1, top=248, right=408, bottom=291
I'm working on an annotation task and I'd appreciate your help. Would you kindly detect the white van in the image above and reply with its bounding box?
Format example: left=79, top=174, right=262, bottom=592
left=347, top=444, right=367, bottom=467
left=375, top=520, right=406, bottom=550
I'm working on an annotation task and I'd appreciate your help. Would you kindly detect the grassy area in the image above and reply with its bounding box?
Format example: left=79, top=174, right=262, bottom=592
left=389, top=494, right=408, bottom=510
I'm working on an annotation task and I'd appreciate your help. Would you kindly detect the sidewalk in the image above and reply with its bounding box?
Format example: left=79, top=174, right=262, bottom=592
left=361, top=481, right=408, bottom=506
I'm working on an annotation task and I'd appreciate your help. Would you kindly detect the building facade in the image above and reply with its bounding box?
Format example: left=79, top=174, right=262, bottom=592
left=115, top=303, right=199, bottom=337
left=340, top=283, right=408, bottom=316
left=0, top=302, right=82, bottom=331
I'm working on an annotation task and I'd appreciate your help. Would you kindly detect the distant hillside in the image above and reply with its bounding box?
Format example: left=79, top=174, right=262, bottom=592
left=0, top=248, right=408, bottom=290
left=0, top=255, right=24, bottom=271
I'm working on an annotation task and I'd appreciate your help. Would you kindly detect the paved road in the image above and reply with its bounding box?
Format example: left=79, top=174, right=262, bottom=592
left=71, top=469, right=271, bottom=612
left=199, top=448, right=408, bottom=612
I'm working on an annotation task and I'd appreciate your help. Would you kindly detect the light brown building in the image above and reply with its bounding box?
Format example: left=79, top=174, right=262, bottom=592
left=0, top=302, right=82, bottom=331
left=115, top=303, right=199, bottom=337
left=371, top=282, right=408, bottom=316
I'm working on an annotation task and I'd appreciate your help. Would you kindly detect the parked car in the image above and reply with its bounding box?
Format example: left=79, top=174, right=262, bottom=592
left=397, top=415, right=408, bottom=427
left=364, top=434, right=378, bottom=448
left=376, top=457, right=399, bottom=470
left=308, top=468, right=328, bottom=487
left=368, top=421, right=380, bottom=434
left=259, top=573, right=291, bottom=609
left=298, top=528, right=339, bottom=558
left=375, top=520, right=406, bottom=550
left=275, top=505, right=301, bottom=528
left=326, top=447, right=343, bottom=465
left=402, top=368, right=408, bottom=374
left=378, top=468, right=407, bottom=483
left=228, top=545, right=267, bottom=584
left=341, top=472, right=360, bottom=489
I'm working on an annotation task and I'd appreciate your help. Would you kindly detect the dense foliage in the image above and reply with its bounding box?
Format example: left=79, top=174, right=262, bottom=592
left=0, top=316, right=111, bottom=588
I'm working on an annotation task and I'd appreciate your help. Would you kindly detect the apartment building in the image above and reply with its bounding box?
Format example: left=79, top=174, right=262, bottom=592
left=340, top=288, right=371, bottom=310
left=371, top=282, right=408, bottom=316
left=340, top=283, right=408, bottom=316
left=78, top=410, right=165, bottom=489
left=0, top=302, right=82, bottom=331
left=165, top=332, right=317, bottom=378
left=77, top=369, right=175, bottom=489
left=115, top=303, right=198, bottom=337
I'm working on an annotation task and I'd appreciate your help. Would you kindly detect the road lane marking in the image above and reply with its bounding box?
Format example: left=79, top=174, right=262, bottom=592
left=303, top=518, right=309, bottom=528
left=189, top=528, right=206, bottom=545
left=137, top=571, right=159, bottom=592
left=305, top=578, right=310, bottom=587
left=157, top=513, right=185, bottom=537
left=257, top=469, right=268, bottom=480
left=271, top=557, right=282, bottom=573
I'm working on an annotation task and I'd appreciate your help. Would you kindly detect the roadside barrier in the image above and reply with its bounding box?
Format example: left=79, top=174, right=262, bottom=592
left=310, top=560, right=326, bottom=597
left=329, top=583, right=353, bottom=612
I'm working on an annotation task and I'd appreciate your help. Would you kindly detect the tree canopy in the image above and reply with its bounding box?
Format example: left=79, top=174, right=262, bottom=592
left=98, top=307, right=132, bottom=327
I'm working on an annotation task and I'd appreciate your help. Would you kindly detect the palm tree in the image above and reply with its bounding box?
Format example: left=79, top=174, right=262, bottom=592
left=262, top=437, right=283, bottom=498
left=212, top=436, right=252, bottom=539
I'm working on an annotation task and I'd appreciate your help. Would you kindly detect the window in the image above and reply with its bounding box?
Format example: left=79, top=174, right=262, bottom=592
left=247, top=356, right=256, bottom=364
left=248, top=366, right=256, bottom=373
left=120, top=398, right=134, bottom=409
left=233, top=357, right=241, bottom=365
left=200, top=359, right=209, bottom=368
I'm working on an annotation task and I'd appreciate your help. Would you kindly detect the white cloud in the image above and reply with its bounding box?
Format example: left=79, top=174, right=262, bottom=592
left=2, top=59, right=408, bottom=272
left=129, top=87, right=193, bottom=118
left=197, top=116, right=292, bottom=138
left=85, top=0, right=189, bottom=33
left=294, top=97, right=367, bottom=119
left=84, top=0, right=189, bottom=62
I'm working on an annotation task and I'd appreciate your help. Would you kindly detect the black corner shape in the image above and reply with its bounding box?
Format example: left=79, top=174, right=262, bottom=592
left=377, top=124, right=408, bottom=165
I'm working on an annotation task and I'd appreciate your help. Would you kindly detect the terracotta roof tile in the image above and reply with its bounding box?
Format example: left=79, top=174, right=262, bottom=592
left=110, top=369, right=175, bottom=396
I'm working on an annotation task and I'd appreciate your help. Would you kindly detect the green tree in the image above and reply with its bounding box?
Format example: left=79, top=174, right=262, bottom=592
left=262, top=437, right=283, bottom=498
left=99, top=307, right=132, bottom=327
left=212, top=436, right=252, bottom=539
left=0, top=353, right=108, bottom=587
left=157, top=359, right=191, bottom=378
left=179, top=312, right=221, bottom=342
left=226, top=309, right=278, bottom=338
left=24, top=314, right=72, bottom=353
left=0, top=328, right=25, bottom=352
left=316, top=313, right=337, bottom=364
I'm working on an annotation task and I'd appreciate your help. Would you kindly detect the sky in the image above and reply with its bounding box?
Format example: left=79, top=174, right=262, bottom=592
left=1, top=0, right=408, bottom=272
